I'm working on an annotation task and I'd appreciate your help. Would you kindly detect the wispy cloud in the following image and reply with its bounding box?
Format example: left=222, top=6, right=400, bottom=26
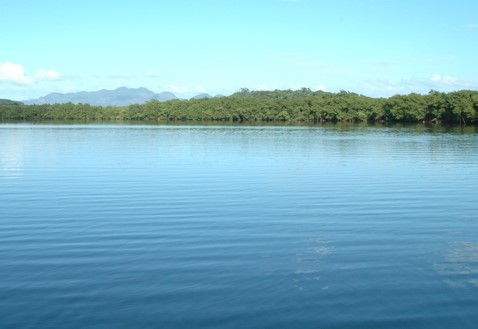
left=109, top=70, right=160, bottom=80
left=166, top=84, right=190, bottom=94
left=298, top=60, right=329, bottom=68
left=35, top=69, right=60, bottom=80
left=358, top=56, right=454, bottom=68
left=359, top=74, right=478, bottom=97
left=0, top=61, right=60, bottom=86
left=358, top=60, right=397, bottom=67
left=161, top=84, right=211, bottom=97
left=430, top=74, right=458, bottom=85
left=193, top=85, right=207, bottom=93
left=109, top=73, right=137, bottom=79
left=464, top=23, right=478, bottom=30
left=412, top=55, right=457, bottom=64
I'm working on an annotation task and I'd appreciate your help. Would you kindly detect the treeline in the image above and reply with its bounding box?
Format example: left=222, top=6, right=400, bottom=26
left=1, top=89, right=478, bottom=124
left=0, top=99, right=24, bottom=106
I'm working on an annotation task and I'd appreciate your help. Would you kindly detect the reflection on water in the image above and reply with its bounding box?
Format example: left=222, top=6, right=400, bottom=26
left=294, top=238, right=333, bottom=291
left=435, top=242, right=478, bottom=288
left=0, top=132, right=25, bottom=179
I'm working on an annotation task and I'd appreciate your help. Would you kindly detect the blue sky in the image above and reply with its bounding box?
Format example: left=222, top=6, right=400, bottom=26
left=1, top=0, right=478, bottom=100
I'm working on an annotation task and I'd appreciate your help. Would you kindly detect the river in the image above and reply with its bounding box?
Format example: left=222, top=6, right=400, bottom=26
left=1, top=123, right=477, bottom=328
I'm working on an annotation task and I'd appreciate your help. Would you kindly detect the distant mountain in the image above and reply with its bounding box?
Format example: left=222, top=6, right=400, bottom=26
left=24, top=87, right=178, bottom=106
left=156, top=92, right=177, bottom=102
left=191, top=93, right=213, bottom=100
left=0, top=99, right=23, bottom=105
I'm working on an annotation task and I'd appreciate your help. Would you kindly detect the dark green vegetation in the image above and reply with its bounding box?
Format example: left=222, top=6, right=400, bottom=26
left=2, top=89, right=478, bottom=124
left=0, top=99, right=24, bottom=106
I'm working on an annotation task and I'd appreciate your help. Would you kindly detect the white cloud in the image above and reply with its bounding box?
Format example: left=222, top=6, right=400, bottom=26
left=193, top=85, right=207, bottom=93
left=430, top=74, right=458, bottom=85
left=35, top=69, right=60, bottom=81
left=360, top=79, right=406, bottom=96
left=359, top=74, right=478, bottom=97
left=0, top=62, right=33, bottom=85
left=110, top=72, right=136, bottom=79
left=0, top=61, right=60, bottom=85
left=167, top=84, right=189, bottom=93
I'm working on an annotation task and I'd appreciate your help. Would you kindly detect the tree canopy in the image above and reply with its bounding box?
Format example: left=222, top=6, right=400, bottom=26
left=1, top=89, right=477, bottom=125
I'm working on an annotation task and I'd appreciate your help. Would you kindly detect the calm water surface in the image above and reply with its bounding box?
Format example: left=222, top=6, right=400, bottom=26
left=1, top=123, right=477, bottom=328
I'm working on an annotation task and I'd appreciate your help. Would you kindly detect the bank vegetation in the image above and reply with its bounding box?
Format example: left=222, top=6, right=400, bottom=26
left=1, top=89, right=478, bottom=125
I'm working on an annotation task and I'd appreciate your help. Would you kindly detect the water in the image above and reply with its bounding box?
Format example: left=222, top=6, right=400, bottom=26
left=1, top=123, right=477, bottom=328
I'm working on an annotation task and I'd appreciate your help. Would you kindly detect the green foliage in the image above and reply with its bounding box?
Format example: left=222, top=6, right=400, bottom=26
left=1, top=89, right=477, bottom=124
left=0, top=99, right=24, bottom=105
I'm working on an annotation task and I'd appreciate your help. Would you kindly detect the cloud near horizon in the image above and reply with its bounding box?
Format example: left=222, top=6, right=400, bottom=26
left=359, top=74, right=478, bottom=96
left=0, top=61, right=60, bottom=86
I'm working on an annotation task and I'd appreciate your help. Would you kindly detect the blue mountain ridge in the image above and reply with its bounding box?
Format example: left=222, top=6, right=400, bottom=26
left=23, top=87, right=179, bottom=106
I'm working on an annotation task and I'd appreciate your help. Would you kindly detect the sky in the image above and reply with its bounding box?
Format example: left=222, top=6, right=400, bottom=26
left=1, top=0, right=478, bottom=100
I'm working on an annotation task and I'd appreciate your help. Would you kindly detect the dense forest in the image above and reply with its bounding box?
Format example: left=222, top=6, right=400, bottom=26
left=1, top=89, right=478, bottom=125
